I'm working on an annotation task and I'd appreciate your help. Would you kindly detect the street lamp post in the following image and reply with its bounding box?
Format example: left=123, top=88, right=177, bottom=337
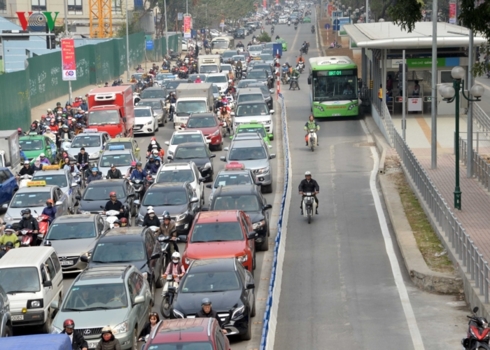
left=439, top=66, right=484, bottom=210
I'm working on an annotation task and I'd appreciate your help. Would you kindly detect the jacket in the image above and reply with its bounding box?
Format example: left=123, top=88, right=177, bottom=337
left=61, top=329, right=89, bottom=350
left=106, top=169, right=123, bottom=179
left=130, top=169, right=147, bottom=181
left=18, top=166, right=34, bottom=176
left=196, top=309, right=224, bottom=328
left=298, top=178, right=319, bottom=193
left=145, top=161, right=160, bottom=175
left=95, top=335, right=122, bottom=350
left=304, top=121, right=319, bottom=131
left=160, top=221, right=177, bottom=236
left=19, top=216, right=39, bottom=231
left=77, top=152, right=89, bottom=165
left=42, top=206, right=57, bottom=221
left=105, top=200, right=124, bottom=212
left=0, top=234, right=20, bottom=247
left=164, top=261, right=185, bottom=282
left=143, top=215, right=161, bottom=228
left=86, top=173, right=102, bottom=184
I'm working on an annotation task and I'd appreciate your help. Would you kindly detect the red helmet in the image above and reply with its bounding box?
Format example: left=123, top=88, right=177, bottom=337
left=120, top=218, right=128, bottom=223
left=109, top=191, right=117, bottom=197
left=63, top=319, right=75, bottom=329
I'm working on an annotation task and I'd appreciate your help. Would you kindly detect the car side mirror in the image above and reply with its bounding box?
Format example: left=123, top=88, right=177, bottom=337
left=178, top=235, right=187, bottom=242
left=134, top=295, right=145, bottom=305
left=190, top=197, right=199, bottom=203
left=71, top=182, right=78, bottom=188
left=43, top=280, right=52, bottom=288
left=1, top=203, right=7, bottom=209
left=150, top=252, right=161, bottom=260
left=80, top=255, right=89, bottom=263
left=307, top=76, right=312, bottom=85
left=270, top=154, right=276, bottom=159
left=127, top=193, right=136, bottom=198
left=247, top=231, right=258, bottom=240
left=206, top=184, right=212, bottom=189
left=270, top=109, right=275, bottom=114
left=50, top=299, right=59, bottom=310
left=223, top=147, right=229, bottom=151
left=75, top=195, right=81, bottom=201
left=167, top=155, right=173, bottom=160
left=263, top=204, right=272, bottom=210
left=164, top=141, right=170, bottom=146
left=246, top=282, right=255, bottom=289
left=231, top=112, right=235, bottom=116
left=199, top=177, right=206, bottom=183
left=220, top=156, right=226, bottom=162
left=134, top=199, right=140, bottom=206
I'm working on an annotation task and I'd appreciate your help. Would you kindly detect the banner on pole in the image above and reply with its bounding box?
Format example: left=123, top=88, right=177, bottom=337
left=449, top=1, right=456, bottom=24
left=61, top=38, right=76, bottom=81
left=183, top=15, right=191, bottom=38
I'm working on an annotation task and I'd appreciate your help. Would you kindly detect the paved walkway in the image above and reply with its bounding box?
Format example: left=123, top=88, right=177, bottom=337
left=391, top=111, right=490, bottom=260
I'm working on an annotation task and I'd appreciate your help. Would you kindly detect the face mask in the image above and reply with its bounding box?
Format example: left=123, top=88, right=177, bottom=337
left=149, top=214, right=155, bottom=218
left=172, top=259, right=179, bottom=264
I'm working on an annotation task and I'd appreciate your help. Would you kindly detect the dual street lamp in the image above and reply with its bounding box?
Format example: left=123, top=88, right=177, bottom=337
left=439, top=66, right=484, bottom=210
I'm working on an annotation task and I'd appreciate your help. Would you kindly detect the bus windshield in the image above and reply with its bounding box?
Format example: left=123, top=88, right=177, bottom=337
left=312, top=71, right=358, bottom=102
left=212, top=39, right=230, bottom=49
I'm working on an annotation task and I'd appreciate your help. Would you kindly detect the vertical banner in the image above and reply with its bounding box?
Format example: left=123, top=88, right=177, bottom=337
left=61, top=38, right=77, bottom=81
left=263, top=0, right=267, bottom=10
left=327, top=3, right=333, bottom=16
left=449, top=0, right=457, bottom=24
left=183, top=15, right=191, bottom=38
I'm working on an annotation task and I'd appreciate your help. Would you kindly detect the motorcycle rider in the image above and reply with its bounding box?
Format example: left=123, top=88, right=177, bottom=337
left=143, top=208, right=161, bottom=227
left=289, top=66, right=300, bottom=90
left=19, top=146, right=26, bottom=161
left=61, top=319, right=88, bottom=350
left=77, top=147, right=89, bottom=172
left=86, top=167, right=103, bottom=184
left=42, top=199, right=57, bottom=223
left=298, top=171, right=320, bottom=214
left=304, top=115, right=320, bottom=146
left=106, top=164, right=123, bottom=179
left=130, top=162, right=147, bottom=181
left=104, top=192, right=127, bottom=219
left=39, top=153, right=51, bottom=166
left=160, top=211, right=178, bottom=254
left=126, top=161, right=137, bottom=178
left=296, top=54, right=305, bottom=66
left=163, top=252, right=185, bottom=284
left=43, top=126, right=57, bottom=143
left=18, top=160, right=34, bottom=177
left=196, top=298, right=227, bottom=333
left=236, top=41, right=244, bottom=49
left=59, top=124, right=73, bottom=142
left=62, top=157, right=80, bottom=176
left=194, top=75, right=202, bottom=83
left=0, top=225, right=20, bottom=248
left=145, top=156, right=160, bottom=175
left=19, top=209, right=40, bottom=244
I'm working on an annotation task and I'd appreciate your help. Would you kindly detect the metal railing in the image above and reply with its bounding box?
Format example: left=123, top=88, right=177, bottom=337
left=395, top=131, right=490, bottom=303
left=459, top=137, right=490, bottom=190
left=474, top=103, right=490, bottom=137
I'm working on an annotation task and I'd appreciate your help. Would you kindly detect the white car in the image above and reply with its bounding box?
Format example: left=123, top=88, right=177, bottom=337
left=248, top=45, right=264, bottom=58
left=164, top=130, right=207, bottom=157
left=278, top=16, right=288, bottom=24
left=155, top=162, right=205, bottom=205
left=209, top=29, right=221, bottom=38
left=205, top=73, right=229, bottom=92
left=181, top=38, right=188, bottom=51
left=133, top=106, right=158, bottom=135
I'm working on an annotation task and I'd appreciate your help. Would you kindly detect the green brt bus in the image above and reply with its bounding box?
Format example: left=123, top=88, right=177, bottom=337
left=308, top=56, right=359, bottom=118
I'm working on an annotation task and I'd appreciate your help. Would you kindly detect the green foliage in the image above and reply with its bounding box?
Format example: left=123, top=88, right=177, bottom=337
left=387, top=0, right=423, bottom=32
left=115, top=14, right=140, bottom=38
left=257, top=32, right=271, bottom=42
left=460, top=0, right=490, bottom=38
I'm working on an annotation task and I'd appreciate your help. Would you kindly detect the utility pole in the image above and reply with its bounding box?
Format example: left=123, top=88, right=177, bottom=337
left=125, top=0, right=130, bottom=82
left=431, top=0, right=438, bottom=169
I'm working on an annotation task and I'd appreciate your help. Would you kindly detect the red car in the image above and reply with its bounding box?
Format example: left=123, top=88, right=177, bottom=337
left=181, top=113, right=223, bottom=151
left=143, top=318, right=231, bottom=349
left=181, top=210, right=256, bottom=272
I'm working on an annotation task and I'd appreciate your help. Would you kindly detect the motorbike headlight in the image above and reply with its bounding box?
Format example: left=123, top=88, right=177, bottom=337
left=231, top=305, right=246, bottom=320
left=252, top=220, right=266, bottom=229
left=237, top=254, right=248, bottom=263
left=89, top=151, right=100, bottom=159
left=257, top=166, right=269, bottom=174
left=176, top=212, right=187, bottom=221
left=204, top=162, right=211, bottom=169
left=173, top=309, right=184, bottom=318
left=112, top=321, right=129, bottom=334
left=51, top=325, right=62, bottom=334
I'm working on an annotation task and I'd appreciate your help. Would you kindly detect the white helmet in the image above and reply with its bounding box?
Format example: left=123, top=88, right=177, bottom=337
left=172, top=252, right=181, bottom=259
left=305, top=171, right=311, bottom=176
left=151, top=140, right=156, bottom=145
left=40, top=153, right=45, bottom=157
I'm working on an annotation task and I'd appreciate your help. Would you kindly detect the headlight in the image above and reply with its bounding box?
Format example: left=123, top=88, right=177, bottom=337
left=89, top=151, right=100, bottom=159
left=231, top=305, right=246, bottom=319
left=237, top=254, right=248, bottom=263
left=4, top=213, right=13, bottom=222
left=176, top=212, right=187, bottom=221
left=204, top=162, right=211, bottom=169
left=252, top=220, right=266, bottom=229
left=185, top=257, right=193, bottom=265
left=264, top=120, right=271, bottom=124
left=173, top=309, right=184, bottom=318
left=112, top=321, right=129, bottom=334
left=169, top=150, right=174, bottom=155
left=146, top=120, right=153, bottom=125
left=29, top=299, right=43, bottom=308
left=82, top=251, right=92, bottom=259
left=257, top=167, right=269, bottom=174
left=51, top=325, right=62, bottom=334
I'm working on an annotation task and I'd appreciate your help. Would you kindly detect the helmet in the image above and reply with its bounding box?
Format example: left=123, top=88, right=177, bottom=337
left=131, top=161, right=137, bottom=167
left=63, top=319, right=75, bottom=329
left=151, top=140, right=156, bottom=145
left=17, top=127, right=22, bottom=133
left=47, top=108, right=52, bottom=112
left=5, top=242, right=14, bottom=248
left=148, top=208, right=155, bottom=214
left=305, top=171, right=311, bottom=176
left=40, top=153, right=45, bottom=157
left=120, top=217, right=128, bottom=224
left=109, top=191, right=117, bottom=197
left=151, top=137, right=156, bottom=141
left=101, top=326, right=113, bottom=334
left=24, top=160, right=30, bottom=165
left=113, top=219, right=121, bottom=226
left=62, top=125, right=69, bottom=129
left=22, top=209, right=31, bottom=215
left=162, top=211, right=171, bottom=220
left=136, top=162, right=142, bottom=167
left=4, top=224, right=14, bottom=233
left=45, top=126, right=51, bottom=131
left=172, top=252, right=181, bottom=259
left=201, top=298, right=212, bottom=306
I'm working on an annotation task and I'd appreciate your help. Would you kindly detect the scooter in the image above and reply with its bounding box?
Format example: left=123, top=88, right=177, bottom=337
left=294, top=24, right=298, bottom=30
left=19, top=229, right=35, bottom=247
left=131, top=179, right=145, bottom=201
left=160, top=274, right=179, bottom=318
left=301, top=192, right=317, bottom=224
left=99, top=209, right=121, bottom=229
left=37, top=214, right=51, bottom=240
left=307, top=129, right=318, bottom=152
left=18, top=174, right=33, bottom=188
left=288, top=21, right=291, bottom=26
left=289, top=75, right=299, bottom=90
left=311, top=26, right=315, bottom=34
left=462, top=306, right=490, bottom=350
left=297, top=61, right=305, bottom=73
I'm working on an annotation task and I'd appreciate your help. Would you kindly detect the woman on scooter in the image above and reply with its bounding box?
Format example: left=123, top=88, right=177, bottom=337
left=42, top=199, right=57, bottom=223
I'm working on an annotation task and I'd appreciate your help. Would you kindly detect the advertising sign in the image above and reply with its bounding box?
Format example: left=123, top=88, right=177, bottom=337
left=183, top=15, right=192, bottom=38
left=338, top=17, right=351, bottom=36
left=449, top=1, right=456, bottom=24
left=327, top=3, right=333, bottom=16
left=263, top=0, right=266, bottom=10
left=61, top=38, right=76, bottom=81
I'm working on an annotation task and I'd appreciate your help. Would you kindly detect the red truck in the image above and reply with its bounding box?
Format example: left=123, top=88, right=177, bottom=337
left=86, top=86, right=135, bottom=137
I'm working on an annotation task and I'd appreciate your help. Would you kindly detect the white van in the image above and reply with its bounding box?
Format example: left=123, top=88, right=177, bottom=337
left=0, top=247, right=63, bottom=332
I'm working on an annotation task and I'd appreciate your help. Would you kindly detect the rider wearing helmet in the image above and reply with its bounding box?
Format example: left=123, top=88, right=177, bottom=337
left=144, top=156, right=161, bottom=175
left=42, top=199, right=57, bottom=223
left=298, top=171, right=320, bottom=214
left=196, top=298, right=227, bottom=332
left=18, top=160, right=34, bottom=177
left=0, top=225, right=20, bottom=248
left=19, top=209, right=40, bottom=244
left=143, top=208, right=160, bottom=228
left=126, top=160, right=138, bottom=178
left=17, top=127, right=23, bottom=136
left=147, top=139, right=162, bottom=153
left=112, top=219, right=121, bottom=228
left=163, top=251, right=185, bottom=283
left=304, top=115, right=320, bottom=146
left=120, top=217, right=129, bottom=227
left=61, top=319, right=88, bottom=350
left=106, top=164, right=123, bottom=179
left=104, top=192, right=126, bottom=219
left=130, top=162, right=147, bottom=181
left=160, top=211, right=178, bottom=254
left=96, top=327, right=121, bottom=349
left=86, top=167, right=102, bottom=184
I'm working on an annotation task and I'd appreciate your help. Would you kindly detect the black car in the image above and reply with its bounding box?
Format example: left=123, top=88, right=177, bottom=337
left=76, top=179, right=136, bottom=216
left=246, top=69, right=274, bottom=89
left=167, top=142, right=216, bottom=181
left=246, top=82, right=274, bottom=110
left=140, top=87, right=168, bottom=100
left=209, top=185, right=272, bottom=251
left=82, top=226, right=165, bottom=295
left=235, top=28, right=246, bottom=39
left=163, top=80, right=189, bottom=96
left=171, top=258, right=255, bottom=340
left=136, top=182, right=199, bottom=235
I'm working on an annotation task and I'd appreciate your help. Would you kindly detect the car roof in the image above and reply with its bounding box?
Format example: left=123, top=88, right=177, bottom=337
left=0, top=247, right=55, bottom=268
left=20, top=135, right=44, bottom=140
left=236, top=101, right=267, bottom=107
left=230, top=139, right=265, bottom=148
left=101, top=227, right=145, bottom=240
left=33, top=169, right=67, bottom=176
left=106, top=137, right=134, bottom=142
left=237, top=87, right=263, bottom=95
left=173, top=130, right=204, bottom=135
left=134, top=105, right=152, bottom=110
left=214, top=184, right=259, bottom=197
left=161, top=163, right=194, bottom=170
left=85, top=179, right=126, bottom=187
left=52, top=213, right=98, bottom=223
left=148, top=182, right=188, bottom=190
left=100, top=149, right=132, bottom=156
left=237, top=122, right=266, bottom=128
left=152, top=318, right=214, bottom=343
left=175, top=142, right=208, bottom=148
left=188, top=258, right=237, bottom=272
left=144, top=87, right=165, bottom=91
left=138, top=98, right=163, bottom=103
left=77, top=265, right=132, bottom=283
left=195, top=210, right=241, bottom=223
left=188, top=113, right=215, bottom=118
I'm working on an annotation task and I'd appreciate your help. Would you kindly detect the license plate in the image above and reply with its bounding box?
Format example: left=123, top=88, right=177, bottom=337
left=332, top=113, right=341, bottom=116
left=88, top=342, right=99, bottom=349
left=12, top=315, right=24, bottom=321
left=60, top=260, right=74, bottom=266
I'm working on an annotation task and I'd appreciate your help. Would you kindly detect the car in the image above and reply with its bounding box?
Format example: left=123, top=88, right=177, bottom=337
left=221, top=138, right=275, bottom=193
left=171, top=258, right=255, bottom=340
left=156, top=162, right=205, bottom=205
left=77, top=179, right=136, bottom=216
left=139, top=86, right=167, bottom=101
left=221, top=50, right=237, bottom=64
left=211, top=84, right=220, bottom=100
left=236, top=87, right=267, bottom=107
left=135, top=182, right=199, bottom=234
left=83, top=226, right=165, bottom=294
left=136, top=99, right=167, bottom=126
left=278, top=15, right=288, bottom=24
left=66, top=129, right=111, bottom=162
left=104, top=137, right=141, bottom=161
left=167, top=143, right=216, bottom=181
left=163, top=80, right=186, bottom=95
left=251, top=63, right=274, bottom=77
left=181, top=210, right=256, bottom=272
left=232, top=122, right=273, bottom=146
left=220, top=63, right=233, bottom=74
left=302, top=16, right=311, bottom=22
left=3, top=182, right=71, bottom=226
left=248, top=45, right=263, bottom=58
left=32, top=165, right=81, bottom=213
left=206, top=161, right=256, bottom=203
left=244, top=82, right=274, bottom=109
left=232, top=101, right=275, bottom=136
left=210, top=185, right=272, bottom=251
left=134, top=106, right=159, bottom=135
left=182, top=113, right=224, bottom=151
left=164, top=130, right=207, bottom=157
left=0, top=285, right=12, bottom=337
left=209, top=29, right=221, bottom=38
left=205, top=73, right=229, bottom=92
left=98, top=146, right=137, bottom=178
left=0, top=168, right=18, bottom=207
left=19, top=135, right=57, bottom=164
left=237, top=79, right=263, bottom=89
left=42, top=214, right=110, bottom=273
left=276, top=38, right=288, bottom=51
left=232, top=55, right=248, bottom=70
left=234, top=28, right=246, bottom=39
left=51, top=265, right=152, bottom=350
left=257, top=54, right=274, bottom=65
left=246, top=69, right=274, bottom=89
left=155, top=73, right=177, bottom=85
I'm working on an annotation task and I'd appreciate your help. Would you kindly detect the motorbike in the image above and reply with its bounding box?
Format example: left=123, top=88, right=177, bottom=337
left=160, top=274, right=179, bottom=318
left=297, top=61, right=305, bottom=73
left=271, top=27, right=275, bottom=35
left=289, top=75, right=299, bottom=90
left=307, top=129, right=318, bottom=152
left=236, top=67, right=243, bottom=80
left=462, top=307, right=490, bottom=350
left=302, top=192, right=317, bottom=224
left=18, top=174, right=33, bottom=188
left=131, top=179, right=145, bottom=201
left=145, top=174, right=156, bottom=190
left=37, top=214, right=51, bottom=240
left=99, top=209, right=121, bottom=229
left=178, top=65, right=189, bottom=79
left=294, top=24, right=298, bottom=30
left=288, top=21, right=291, bottom=26
left=281, top=71, right=290, bottom=85
left=311, top=26, right=315, bottom=34
left=19, top=229, right=35, bottom=247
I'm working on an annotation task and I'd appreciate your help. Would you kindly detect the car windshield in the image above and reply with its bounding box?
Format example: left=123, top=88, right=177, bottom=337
left=211, top=85, right=219, bottom=94
left=237, top=80, right=259, bottom=88
left=259, top=54, right=273, bottom=61
left=92, top=241, right=145, bottom=262
left=10, top=191, right=50, bottom=208
left=213, top=173, right=252, bottom=188
left=143, top=343, right=213, bottom=350
left=83, top=185, right=125, bottom=201
left=211, top=40, right=229, bottom=49
left=19, top=139, right=43, bottom=151
left=0, top=267, right=40, bottom=293
left=88, top=110, right=120, bottom=125
left=157, top=170, right=195, bottom=183
left=247, top=71, right=266, bottom=79
left=71, top=135, right=101, bottom=148
left=205, top=75, right=227, bottom=83
left=32, top=174, right=67, bottom=188
left=187, top=117, right=217, bottom=128
left=176, top=101, right=207, bottom=115
left=100, top=154, right=132, bottom=167
left=200, top=65, right=218, bottom=73
left=156, top=74, right=172, bottom=80
left=236, top=103, right=269, bottom=116
left=213, top=194, right=260, bottom=211
left=138, top=101, right=161, bottom=109
left=233, top=56, right=245, bottom=62
left=46, top=221, right=96, bottom=240
left=135, top=109, right=152, bottom=117
left=62, top=283, right=128, bottom=311
left=143, top=189, right=187, bottom=206
left=106, top=142, right=133, bottom=151
left=174, top=146, right=207, bottom=159
left=229, top=146, right=266, bottom=161
left=165, top=81, right=181, bottom=89
left=181, top=271, right=240, bottom=293
left=140, top=90, right=165, bottom=99
left=249, top=45, right=262, bottom=52
left=190, top=222, right=243, bottom=242
left=171, top=134, right=204, bottom=145
left=237, top=127, right=266, bottom=137
left=238, top=94, right=264, bottom=103
left=222, top=51, right=235, bottom=59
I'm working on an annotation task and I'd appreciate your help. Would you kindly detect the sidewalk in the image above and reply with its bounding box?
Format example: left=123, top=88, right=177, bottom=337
left=391, top=112, right=490, bottom=262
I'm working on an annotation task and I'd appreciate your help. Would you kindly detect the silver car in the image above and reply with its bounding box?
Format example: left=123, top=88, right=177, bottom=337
left=51, top=265, right=152, bottom=350
left=66, top=130, right=111, bottom=162
left=98, top=148, right=137, bottom=178
left=136, top=99, right=167, bottom=126
left=206, top=166, right=256, bottom=203
left=32, top=168, right=81, bottom=213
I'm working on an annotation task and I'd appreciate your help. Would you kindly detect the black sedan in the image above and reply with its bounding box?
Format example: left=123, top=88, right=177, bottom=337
left=167, top=142, right=216, bottom=182
left=246, top=69, right=274, bottom=89
left=209, top=184, right=272, bottom=251
left=171, top=258, right=255, bottom=340
left=76, top=179, right=136, bottom=217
